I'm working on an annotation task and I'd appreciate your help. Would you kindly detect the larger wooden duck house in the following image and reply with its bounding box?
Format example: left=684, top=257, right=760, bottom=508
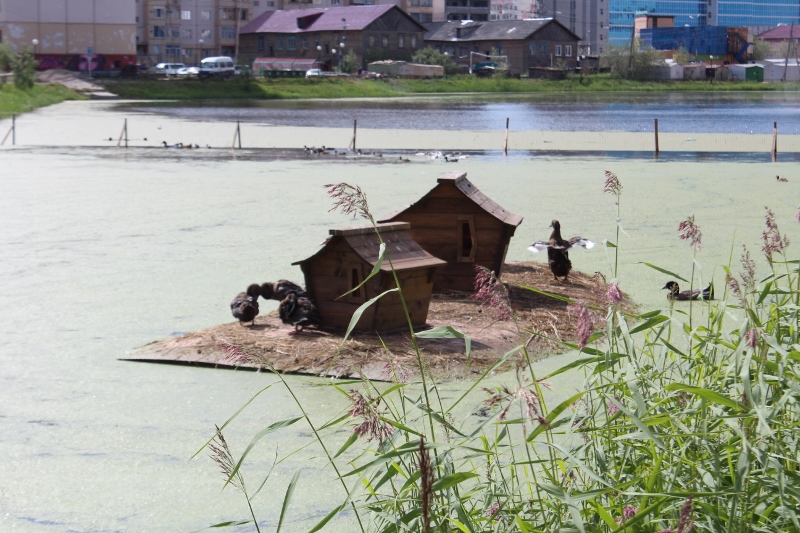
left=293, top=222, right=446, bottom=332
left=378, top=172, right=523, bottom=291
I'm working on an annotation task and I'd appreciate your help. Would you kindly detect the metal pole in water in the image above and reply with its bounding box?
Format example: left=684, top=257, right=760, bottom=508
left=351, top=119, right=357, bottom=152
left=654, top=118, right=659, bottom=158
left=237, top=121, right=242, bottom=149
left=772, top=121, right=777, bottom=159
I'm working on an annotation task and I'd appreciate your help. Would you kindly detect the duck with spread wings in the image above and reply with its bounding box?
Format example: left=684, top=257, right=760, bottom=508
left=528, top=220, right=595, bottom=282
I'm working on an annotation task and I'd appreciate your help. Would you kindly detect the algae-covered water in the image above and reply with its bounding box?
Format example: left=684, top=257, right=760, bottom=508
left=1, top=100, right=800, bottom=532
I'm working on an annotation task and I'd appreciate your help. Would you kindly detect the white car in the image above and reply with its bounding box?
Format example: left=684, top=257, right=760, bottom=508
left=154, top=63, right=185, bottom=76
left=176, top=66, right=199, bottom=77
left=305, top=68, right=322, bottom=77
left=198, top=56, right=235, bottom=79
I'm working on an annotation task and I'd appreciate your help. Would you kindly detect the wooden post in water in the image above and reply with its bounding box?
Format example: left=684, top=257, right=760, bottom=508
left=232, top=121, right=242, bottom=149
left=503, top=117, right=509, bottom=156
left=654, top=118, right=659, bottom=158
left=771, top=121, right=777, bottom=160
left=1, top=114, right=15, bottom=146
left=349, top=119, right=357, bottom=151
left=117, top=118, right=128, bottom=148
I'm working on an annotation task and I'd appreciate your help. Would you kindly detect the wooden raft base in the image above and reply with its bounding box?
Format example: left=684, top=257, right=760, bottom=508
left=121, top=263, right=633, bottom=381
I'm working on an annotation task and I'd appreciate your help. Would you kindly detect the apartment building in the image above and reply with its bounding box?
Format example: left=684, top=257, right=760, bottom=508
left=135, top=0, right=253, bottom=65
left=0, top=0, right=136, bottom=70
left=540, top=0, right=607, bottom=56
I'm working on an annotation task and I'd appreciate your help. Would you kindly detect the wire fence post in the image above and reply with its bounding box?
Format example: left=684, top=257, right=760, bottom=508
left=232, top=121, right=242, bottom=149
left=349, top=119, right=357, bottom=152
left=1, top=114, right=15, bottom=146
left=116, top=118, right=128, bottom=148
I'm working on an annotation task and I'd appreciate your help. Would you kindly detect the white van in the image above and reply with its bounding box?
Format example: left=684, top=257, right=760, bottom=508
left=198, top=56, right=235, bottom=79
left=154, top=63, right=185, bottom=76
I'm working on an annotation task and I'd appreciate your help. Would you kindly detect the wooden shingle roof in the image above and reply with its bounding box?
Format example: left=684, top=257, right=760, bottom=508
left=240, top=5, right=426, bottom=35
left=294, top=222, right=445, bottom=272
left=424, top=19, right=579, bottom=42
left=380, top=172, right=523, bottom=227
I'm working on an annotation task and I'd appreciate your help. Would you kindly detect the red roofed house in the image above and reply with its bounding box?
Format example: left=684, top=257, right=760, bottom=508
left=238, top=5, right=428, bottom=72
left=757, top=24, right=800, bottom=46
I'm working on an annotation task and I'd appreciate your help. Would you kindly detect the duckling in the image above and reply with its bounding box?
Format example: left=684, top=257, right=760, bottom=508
left=528, top=220, right=595, bottom=282
left=260, top=280, right=308, bottom=301
left=777, top=175, right=788, bottom=182
left=444, top=156, right=459, bottom=163
left=279, top=293, right=322, bottom=334
left=230, top=283, right=262, bottom=326
left=662, top=281, right=714, bottom=301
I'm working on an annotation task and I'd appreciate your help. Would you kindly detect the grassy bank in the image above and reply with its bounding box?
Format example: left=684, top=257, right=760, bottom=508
left=0, top=83, right=84, bottom=118
left=102, top=73, right=800, bottom=101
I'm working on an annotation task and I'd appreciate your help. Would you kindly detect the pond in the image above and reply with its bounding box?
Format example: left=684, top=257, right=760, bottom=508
left=1, top=98, right=799, bottom=532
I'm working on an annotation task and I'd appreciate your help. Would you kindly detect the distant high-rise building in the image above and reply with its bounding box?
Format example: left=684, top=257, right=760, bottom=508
left=609, top=0, right=800, bottom=47
left=538, top=0, right=608, bottom=55
left=136, top=0, right=253, bottom=65
left=0, top=0, right=135, bottom=65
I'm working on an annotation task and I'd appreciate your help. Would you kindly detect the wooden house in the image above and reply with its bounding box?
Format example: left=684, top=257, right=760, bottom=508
left=378, top=172, right=523, bottom=292
left=238, top=5, right=428, bottom=72
left=293, top=222, right=445, bottom=332
left=423, top=19, right=581, bottom=75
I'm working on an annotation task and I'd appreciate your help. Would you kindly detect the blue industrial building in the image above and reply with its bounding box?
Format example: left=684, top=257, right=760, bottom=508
left=610, top=0, right=800, bottom=46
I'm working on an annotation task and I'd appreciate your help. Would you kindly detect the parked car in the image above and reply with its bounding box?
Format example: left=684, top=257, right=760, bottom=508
left=198, top=56, right=234, bottom=79
left=154, top=63, right=186, bottom=76
left=305, top=68, right=322, bottom=78
left=176, top=66, right=199, bottom=77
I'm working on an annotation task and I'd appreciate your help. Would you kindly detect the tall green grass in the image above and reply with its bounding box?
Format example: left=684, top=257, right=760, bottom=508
left=197, top=177, right=800, bottom=532
left=0, top=83, right=84, bottom=118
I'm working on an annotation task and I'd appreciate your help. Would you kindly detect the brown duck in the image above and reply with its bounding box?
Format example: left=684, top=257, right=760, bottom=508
left=528, top=220, right=595, bottom=282
left=230, top=283, right=262, bottom=326
left=662, top=281, right=714, bottom=301
left=260, top=280, right=308, bottom=301
left=279, top=293, right=322, bottom=334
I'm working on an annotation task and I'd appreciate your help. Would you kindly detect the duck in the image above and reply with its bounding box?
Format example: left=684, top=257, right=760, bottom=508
left=260, top=280, right=308, bottom=301
left=230, top=283, right=262, bottom=326
left=662, top=281, right=714, bottom=301
left=444, top=156, right=459, bottom=163
left=528, top=220, right=595, bottom=282
left=162, top=141, right=183, bottom=149
left=279, top=293, right=322, bottom=334
left=777, top=175, right=788, bottom=182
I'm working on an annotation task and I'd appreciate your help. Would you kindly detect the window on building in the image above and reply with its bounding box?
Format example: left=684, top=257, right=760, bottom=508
left=600, top=8, right=603, bottom=14
left=420, top=13, right=432, bottom=23
left=287, top=35, right=296, bottom=50
left=181, top=10, right=191, bottom=20
left=201, top=11, right=211, bottom=20
left=153, top=44, right=161, bottom=54
left=565, top=45, right=572, bottom=56
left=171, top=27, right=180, bottom=38
left=445, top=45, right=455, bottom=55
left=258, top=35, right=265, bottom=51
left=267, top=1, right=274, bottom=5
left=277, top=36, right=283, bottom=50
left=493, top=43, right=502, bottom=54
left=166, top=45, right=181, bottom=57
left=540, top=43, right=547, bottom=55
left=221, top=8, right=236, bottom=20
left=240, top=9, right=248, bottom=20
left=411, top=35, right=418, bottom=47
left=201, top=29, right=211, bottom=39
left=529, top=42, right=536, bottom=55
left=301, top=36, right=309, bottom=49
left=369, top=35, right=375, bottom=47
left=153, top=26, right=166, bottom=38
left=347, top=266, right=365, bottom=303
left=221, top=26, right=236, bottom=40
left=555, top=44, right=562, bottom=56
left=183, top=29, right=193, bottom=39
left=153, top=8, right=164, bottom=18
left=398, top=34, right=405, bottom=48
left=457, top=216, right=477, bottom=262
left=254, top=0, right=260, bottom=5
left=382, top=35, right=388, bottom=47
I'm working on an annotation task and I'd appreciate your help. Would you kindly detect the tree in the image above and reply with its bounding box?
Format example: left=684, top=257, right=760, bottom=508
left=340, top=49, right=359, bottom=74
left=11, top=47, right=39, bottom=90
left=0, top=43, right=14, bottom=72
left=672, top=45, right=691, bottom=64
left=411, top=47, right=459, bottom=76
left=750, top=37, right=773, bottom=61
left=600, top=40, right=663, bottom=80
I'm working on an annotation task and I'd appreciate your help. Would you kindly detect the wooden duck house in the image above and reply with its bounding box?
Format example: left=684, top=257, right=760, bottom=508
left=293, top=222, right=446, bottom=332
left=378, top=172, right=523, bottom=291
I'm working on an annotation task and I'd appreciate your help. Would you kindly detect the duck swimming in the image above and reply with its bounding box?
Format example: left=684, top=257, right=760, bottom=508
left=230, top=283, right=262, bottom=326
left=279, top=293, right=322, bottom=334
left=528, top=220, right=595, bottom=282
left=260, top=280, right=307, bottom=301
left=662, top=281, right=714, bottom=301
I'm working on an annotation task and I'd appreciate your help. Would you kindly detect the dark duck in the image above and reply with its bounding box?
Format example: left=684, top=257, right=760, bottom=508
left=279, top=293, right=322, bottom=335
left=662, top=281, right=714, bottom=301
left=528, top=220, right=595, bottom=282
left=230, top=283, right=261, bottom=326
left=260, top=280, right=308, bottom=301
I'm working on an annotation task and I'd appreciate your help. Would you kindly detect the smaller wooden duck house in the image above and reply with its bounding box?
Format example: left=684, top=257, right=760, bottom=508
left=378, top=172, right=523, bottom=292
left=293, top=222, right=446, bottom=332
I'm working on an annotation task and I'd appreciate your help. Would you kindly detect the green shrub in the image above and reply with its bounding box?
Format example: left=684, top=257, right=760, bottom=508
left=11, top=47, right=38, bottom=90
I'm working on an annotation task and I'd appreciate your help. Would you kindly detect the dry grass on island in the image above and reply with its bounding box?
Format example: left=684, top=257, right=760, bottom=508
left=123, top=262, right=635, bottom=381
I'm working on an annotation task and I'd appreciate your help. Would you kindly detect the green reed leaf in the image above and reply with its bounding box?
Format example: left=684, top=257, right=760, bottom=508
left=629, top=314, right=670, bottom=334
left=343, top=288, right=398, bottom=340
left=226, top=417, right=302, bottom=489
left=339, top=242, right=385, bottom=298
left=414, top=325, right=471, bottom=364
left=192, top=519, right=253, bottom=531
left=527, top=391, right=587, bottom=442
left=276, top=469, right=300, bottom=533
left=308, top=502, right=347, bottom=533
left=432, top=472, right=479, bottom=492
left=638, top=262, right=689, bottom=282
left=334, top=432, right=359, bottom=459
left=665, top=384, right=747, bottom=412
